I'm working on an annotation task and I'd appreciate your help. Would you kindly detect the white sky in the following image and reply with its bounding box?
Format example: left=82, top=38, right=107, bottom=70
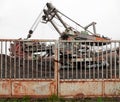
left=0, top=0, right=120, bottom=40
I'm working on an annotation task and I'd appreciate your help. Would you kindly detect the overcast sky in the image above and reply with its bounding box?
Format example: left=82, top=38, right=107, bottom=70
left=0, top=0, right=120, bottom=40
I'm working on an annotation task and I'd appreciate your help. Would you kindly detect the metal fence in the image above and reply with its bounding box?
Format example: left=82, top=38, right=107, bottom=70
left=0, top=39, right=120, bottom=98
left=0, top=39, right=120, bottom=79
left=59, top=40, right=120, bottom=79
left=0, top=39, right=56, bottom=79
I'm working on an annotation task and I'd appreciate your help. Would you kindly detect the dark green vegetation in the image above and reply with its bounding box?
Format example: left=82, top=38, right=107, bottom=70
left=0, top=96, right=120, bottom=102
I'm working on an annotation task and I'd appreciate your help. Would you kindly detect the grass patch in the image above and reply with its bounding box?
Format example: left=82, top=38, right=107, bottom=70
left=47, top=94, right=65, bottom=102
left=0, top=96, right=120, bottom=102
left=97, top=97, right=103, bottom=102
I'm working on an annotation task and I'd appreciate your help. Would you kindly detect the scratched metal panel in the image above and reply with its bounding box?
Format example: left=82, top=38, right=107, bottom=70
left=12, top=80, right=56, bottom=96
left=0, top=81, right=11, bottom=95
left=104, top=81, right=120, bottom=96
left=60, top=81, right=102, bottom=98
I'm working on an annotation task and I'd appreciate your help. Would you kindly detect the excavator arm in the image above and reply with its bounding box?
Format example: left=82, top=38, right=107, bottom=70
left=42, top=3, right=68, bottom=36
left=41, top=3, right=110, bottom=42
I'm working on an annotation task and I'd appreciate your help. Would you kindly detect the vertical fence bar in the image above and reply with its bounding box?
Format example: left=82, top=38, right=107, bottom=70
left=32, top=41, right=33, bottom=78
left=97, top=42, right=99, bottom=79
left=84, top=42, right=86, bottom=79
left=36, top=42, right=38, bottom=78
left=48, top=42, right=52, bottom=78
left=101, top=42, right=104, bottom=79
left=114, top=42, right=117, bottom=78
left=5, top=41, right=7, bottom=78
left=18, top=41, right=20, bottom=78
left=0, top=41, right=2, bottom=78
left=14, top=41, right=16, bottom=78
left=54, top=41, right=59, bottom=95
left=40, top=42, right=43, bottom=78
left=71, top=42, right=73, bottom=79
left=105, top=42, right=108, bottom=79
left=80, top=42, right=82, bottom=79
left=88, top=42, right=91, bottom=79
left=93, top=43, right=95, bottom=79
left=75, top=42, right=78, bottom=79
left=9, top=41, right=12, bottom=78
left=25, top=41, right=30, bottom=78
left=110, top=43, right=112, bottom=79
left=44, top=43, right=47, bottom=79
left=62, top=42, right=65, bottom=79
left=22, top=40, right=23, bottom=78
left=67, top=42, right=69, bottom=79
left=118, top=42, right=120, bottom=78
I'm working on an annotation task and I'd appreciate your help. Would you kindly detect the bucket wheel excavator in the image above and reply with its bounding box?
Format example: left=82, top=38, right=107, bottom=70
left=9, top=3, right=110, bottom=68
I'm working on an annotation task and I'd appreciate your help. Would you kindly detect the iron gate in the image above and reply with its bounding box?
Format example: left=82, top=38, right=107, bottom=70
left=0, top=39, right=120, bottom=98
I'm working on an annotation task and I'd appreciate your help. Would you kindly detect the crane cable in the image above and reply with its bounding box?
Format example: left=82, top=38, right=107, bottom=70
left=54, top=16, right=80, bottom=33
left=57, top=10, right=94, bottom=35
left=26, top=5, right=46, bottom=39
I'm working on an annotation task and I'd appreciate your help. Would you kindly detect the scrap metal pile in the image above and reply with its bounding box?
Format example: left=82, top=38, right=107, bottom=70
left=9, top=40, right=54, bottom=60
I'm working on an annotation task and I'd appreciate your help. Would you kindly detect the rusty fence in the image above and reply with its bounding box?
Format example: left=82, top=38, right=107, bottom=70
left=0, top=39, right=120, bottom=98
left=59, top=40, right=120, bottom=79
